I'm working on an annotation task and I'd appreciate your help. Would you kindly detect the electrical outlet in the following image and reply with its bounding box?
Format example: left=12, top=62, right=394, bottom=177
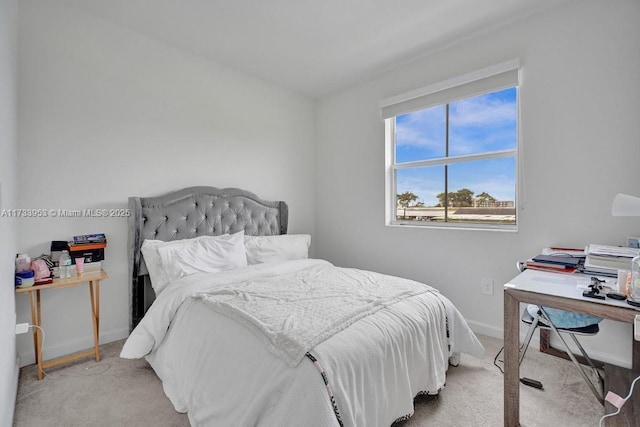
left=635, top=315, right=640, bottom=341
left=15, top=323, right=29, bottom=335
left=481, top=278, right=494, bottom=296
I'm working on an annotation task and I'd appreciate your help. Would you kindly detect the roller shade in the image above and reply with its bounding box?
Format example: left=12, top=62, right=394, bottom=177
left=380, top=59, right=520, bottom=119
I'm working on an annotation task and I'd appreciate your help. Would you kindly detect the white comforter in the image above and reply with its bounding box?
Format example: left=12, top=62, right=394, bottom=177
left=121, top=259, right=484, bottom=426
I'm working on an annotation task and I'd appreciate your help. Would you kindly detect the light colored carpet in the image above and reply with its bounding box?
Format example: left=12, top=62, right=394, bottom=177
left=14, top=334, right=605, bottom=426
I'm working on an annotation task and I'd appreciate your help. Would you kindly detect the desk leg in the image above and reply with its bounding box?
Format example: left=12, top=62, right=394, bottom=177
left=89, top=280, right=101, bottom=362
left=504, top=291, right=520, bottom=427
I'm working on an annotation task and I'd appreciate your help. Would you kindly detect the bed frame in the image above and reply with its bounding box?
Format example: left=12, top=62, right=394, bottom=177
left=127, top=186, right=288, bottom=331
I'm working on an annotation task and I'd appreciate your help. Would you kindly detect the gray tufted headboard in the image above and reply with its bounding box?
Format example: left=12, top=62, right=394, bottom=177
left=128, top=186, right=288, bottom=331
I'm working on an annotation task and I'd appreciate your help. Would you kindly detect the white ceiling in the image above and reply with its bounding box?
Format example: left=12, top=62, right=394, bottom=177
left=59, top=0, right=568, bottom=98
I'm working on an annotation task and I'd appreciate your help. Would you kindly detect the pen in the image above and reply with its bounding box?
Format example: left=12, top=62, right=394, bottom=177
left=549, top=247, right=583, bottom=251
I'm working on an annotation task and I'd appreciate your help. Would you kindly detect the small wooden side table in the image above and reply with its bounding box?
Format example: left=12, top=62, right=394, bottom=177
left=15, top=270, right=108, bottom=380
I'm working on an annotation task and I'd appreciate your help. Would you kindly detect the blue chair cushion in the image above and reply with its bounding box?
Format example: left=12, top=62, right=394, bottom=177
left=526, top=304, right=602, bottom=329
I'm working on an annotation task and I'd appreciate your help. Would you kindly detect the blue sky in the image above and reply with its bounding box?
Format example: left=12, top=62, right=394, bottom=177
left=395, top=87, right=517, bottom=206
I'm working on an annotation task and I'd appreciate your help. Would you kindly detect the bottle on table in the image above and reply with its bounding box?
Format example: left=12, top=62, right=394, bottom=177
left=627, top=255, right=640, bottom=306
left=59, top=250, right=71, bottom=279
left=15, top=254, right=31, bottom=272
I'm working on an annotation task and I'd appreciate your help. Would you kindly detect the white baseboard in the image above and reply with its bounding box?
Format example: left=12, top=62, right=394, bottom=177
left=18, top=327, right=129, bottom=368
left=585, top=348, right=632, bottom=369
left=467, top=320, right=632, bottom=369
left=17, top=321, right=634, bottom=372
left=467, top=320, right=503, bottom=339
left=2, top=356, right=19, bottom=427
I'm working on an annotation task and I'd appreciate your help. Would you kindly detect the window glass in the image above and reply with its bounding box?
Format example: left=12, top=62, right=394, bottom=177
left=449, top=88, right=517, bottom=156
left=395, top=105, right=446, bottom=163
left=387, top=85, right=518, bottom=229
left=448, top=158, right=516, bottom=224
left=396, top=166, right=444, bottom=221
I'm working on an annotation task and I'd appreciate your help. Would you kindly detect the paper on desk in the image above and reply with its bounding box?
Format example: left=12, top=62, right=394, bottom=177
left=541, top=247, right=587, bottom=257
left=587, top=244, right=640, bottom=258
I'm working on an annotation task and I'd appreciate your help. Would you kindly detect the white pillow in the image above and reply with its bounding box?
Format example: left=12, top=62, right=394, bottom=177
left=141, top=237, right=202, bottom=295
left=244, top=234, right=311, bottom=265
left=157, top=231, right=247, bottom=283
left=141, top=232, right=246, bottom=295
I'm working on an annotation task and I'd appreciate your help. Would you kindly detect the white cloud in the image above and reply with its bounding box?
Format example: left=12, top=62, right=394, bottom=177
left=449, top=96, right=516, bottom=127
left=395, top=126, right=439, bottom=148
left=395, top=106, right=445, bottom=148
left=395, top=94, right=516, bottom=151
left=449, top=127, right=516, bottom=155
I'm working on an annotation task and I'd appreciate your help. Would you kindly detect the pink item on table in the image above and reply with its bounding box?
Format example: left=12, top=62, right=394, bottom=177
left=75, top=258, right=85, bottom=274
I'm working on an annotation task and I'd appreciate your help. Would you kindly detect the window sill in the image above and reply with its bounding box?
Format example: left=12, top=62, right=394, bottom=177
left=386, top=221, right=518, bottom=232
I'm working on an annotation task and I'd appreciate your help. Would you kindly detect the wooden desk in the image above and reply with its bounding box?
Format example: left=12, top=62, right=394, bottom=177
left=503, top=269, right=640, bottom=426
left=603, top=364, right=640, bottom=426
left=15, top=270, right=108, bottom=380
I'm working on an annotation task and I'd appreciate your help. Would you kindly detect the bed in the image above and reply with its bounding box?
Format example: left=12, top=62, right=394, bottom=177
left=120, top=186, right=485, bottom=426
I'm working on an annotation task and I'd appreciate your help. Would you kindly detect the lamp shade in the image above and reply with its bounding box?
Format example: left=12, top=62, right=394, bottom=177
left=611, top=193, right=640, bottom=216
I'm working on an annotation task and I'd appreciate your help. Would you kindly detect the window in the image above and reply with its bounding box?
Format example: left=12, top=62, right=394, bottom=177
left=381, top=60, right=520, bottom=230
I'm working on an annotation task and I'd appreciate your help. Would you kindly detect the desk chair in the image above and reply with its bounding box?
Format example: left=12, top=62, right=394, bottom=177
left=519, top=305, right=604, bottom=404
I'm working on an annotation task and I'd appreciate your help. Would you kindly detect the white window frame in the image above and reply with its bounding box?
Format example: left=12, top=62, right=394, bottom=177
left=381, top=60, right=521, bottom=231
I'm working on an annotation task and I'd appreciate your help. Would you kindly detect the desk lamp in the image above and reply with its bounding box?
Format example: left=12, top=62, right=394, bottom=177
left=611, top=193, right=640, bottom=307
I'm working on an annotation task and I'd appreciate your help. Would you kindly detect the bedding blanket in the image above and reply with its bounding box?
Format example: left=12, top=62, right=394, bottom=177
left=121, top=259, right=484, bottom=426
left=196, top=265, right=437, bottom=367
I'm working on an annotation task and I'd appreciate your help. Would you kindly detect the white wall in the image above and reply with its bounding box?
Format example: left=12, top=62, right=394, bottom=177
left=16, top=0, right=316, bottom=364
left=316, top=0, right=640, bottom=367
left=0, top=0, right=18, bottom=423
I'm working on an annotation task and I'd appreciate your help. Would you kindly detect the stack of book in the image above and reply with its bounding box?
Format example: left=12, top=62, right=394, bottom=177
left=71, top=233, right=107, bottom=245
left=68, top=233, right=107, bottom=272
left=524, top=252, right=584, bottom=274
left=583, top=244, right=640, bottom=277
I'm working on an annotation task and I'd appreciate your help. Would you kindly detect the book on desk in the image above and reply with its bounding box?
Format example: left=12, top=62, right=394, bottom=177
left=582, top=244, right=639, bottom=277
left=523, top=244, right=640, bottom=278
left=523, top=249, right=584, bottom=274
left=523, top=260, right=578, bottom=274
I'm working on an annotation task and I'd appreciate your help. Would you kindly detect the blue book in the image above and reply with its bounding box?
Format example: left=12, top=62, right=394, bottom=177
left=531, top=254, right=582, bottom=268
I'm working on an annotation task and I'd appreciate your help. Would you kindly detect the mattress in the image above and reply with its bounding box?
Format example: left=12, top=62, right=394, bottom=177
left=121, top=259, right=484, bottom=426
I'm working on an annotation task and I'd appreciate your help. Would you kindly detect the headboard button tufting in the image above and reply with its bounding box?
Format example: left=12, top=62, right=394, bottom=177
left=128, top=186, right=289, bottom=332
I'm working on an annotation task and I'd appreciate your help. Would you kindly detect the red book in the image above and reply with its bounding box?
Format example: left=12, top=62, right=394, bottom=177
left=68, top=242, right=107, bottom=251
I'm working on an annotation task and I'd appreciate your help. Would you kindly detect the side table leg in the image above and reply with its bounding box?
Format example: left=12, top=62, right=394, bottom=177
left=29, top=291, right=38, bottom=365
left=35, top=290, right=43, bottom=380
left=89, top=281, right=101, bottom=362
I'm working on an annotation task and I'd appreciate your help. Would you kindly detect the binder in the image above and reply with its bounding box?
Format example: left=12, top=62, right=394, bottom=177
left=530, top=254, right=582, bottom=268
